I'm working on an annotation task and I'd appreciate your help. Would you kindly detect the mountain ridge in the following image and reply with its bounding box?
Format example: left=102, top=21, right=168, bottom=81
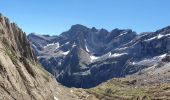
left=28, top=24, right=170, bottom=88
left=1, top=13, right=170, bottom=99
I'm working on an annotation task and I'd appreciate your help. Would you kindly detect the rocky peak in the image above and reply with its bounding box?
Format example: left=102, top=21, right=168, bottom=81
left=98, top=28, right=109, bottom=36
left=91, top=27, right=98, bottom=32
left=0, top=15, right=37, bottom=63
left=155, top=25, right=170, bottom=35
left=70, top=24, right=88, bottom=31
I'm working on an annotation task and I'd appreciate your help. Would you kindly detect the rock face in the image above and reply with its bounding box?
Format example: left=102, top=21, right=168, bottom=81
left=0, top=14, right=79, bottom=100
left=28, top=24, right=170, bottom=88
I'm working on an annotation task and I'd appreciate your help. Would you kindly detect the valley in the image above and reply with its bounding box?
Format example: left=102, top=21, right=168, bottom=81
left=0, top=13, right=170, bottom=100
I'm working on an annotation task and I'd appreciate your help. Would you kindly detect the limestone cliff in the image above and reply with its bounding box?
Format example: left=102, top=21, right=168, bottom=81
left=0, top=14, right=79, bottom=100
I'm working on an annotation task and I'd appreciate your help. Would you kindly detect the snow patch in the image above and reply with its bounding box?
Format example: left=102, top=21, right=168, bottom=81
left=90, top=55, right=99, bottom=62
left=145, top=36, right=157, bottom=41
left=115, top=47, right=128, bottom=50
left=157, top=34, right=164, bottom=39
left=85, top=45, right=90, bottom=52
left=132, top=53, right=167, bottom=66
left=111, top=53, right=128, bottom=57
left=108, top=52, right=112, bottom=57
left=72, top=43, right=76, bottom=47
left=85, top=40, right=90, bottom=52
left=145, top=33, right=170, bottom=41
left=158, top=53, right=167, bottom=58
left=90, top=52, right=127, bottom=62
left=62, top=51, right=70, bottom=55
left=132, top=62, right=136, bottom=65
left=65, top=42, right=69, bottom=45
left=118, top=32, right=128, bottom=37
left=43, top=42, right=60, bottom=49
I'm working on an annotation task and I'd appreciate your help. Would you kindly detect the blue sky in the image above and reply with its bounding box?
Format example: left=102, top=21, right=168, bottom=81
left=0, top=0, right=170, bottom=35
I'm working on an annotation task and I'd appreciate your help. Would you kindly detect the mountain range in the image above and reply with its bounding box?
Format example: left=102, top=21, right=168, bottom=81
left=28, top=24, right=170, bottom=88
left=1, top=13, right=170, bottom=99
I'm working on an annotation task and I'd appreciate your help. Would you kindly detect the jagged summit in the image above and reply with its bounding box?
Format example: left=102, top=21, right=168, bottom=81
left=70, top=24, right=88, bottom=30
left=28, top=24, right=170, bottom=88
left=28, top=24, right=138, bottom=88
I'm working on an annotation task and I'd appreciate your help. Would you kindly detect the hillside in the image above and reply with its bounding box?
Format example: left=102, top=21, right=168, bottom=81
left=0, top=13, right=80, bottom=100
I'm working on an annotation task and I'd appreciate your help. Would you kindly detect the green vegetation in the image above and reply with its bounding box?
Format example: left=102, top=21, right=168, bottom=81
left=4, top=37, right=50, bottom=81
left=0, top=24, right=3, bottom=30
left=4, top=46, right=18, bottom=65
left=86, top=79, right=170, bottom=100
left=37, top=64, right=50, bottom=82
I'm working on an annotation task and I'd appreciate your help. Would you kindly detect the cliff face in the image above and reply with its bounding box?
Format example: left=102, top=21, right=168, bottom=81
left=0, top=14, right=79, bottom=100
left=28, top=25, right=137, bottom=88
left=28, top=23, right=170, bottom=88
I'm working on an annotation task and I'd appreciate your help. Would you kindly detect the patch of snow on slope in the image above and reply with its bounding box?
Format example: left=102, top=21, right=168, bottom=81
left=145, top=33, right=170, bottom=41
left=90, top=52, right=127, bottom=62
left=74, top=70, right=91, bottom=75
left=65, top=42, right=69, bottom=45
left=118, top=32, right=128, bottom=37
left=115, top=47, right=128, bottom=51
left=85, top=45, right=90, bottom=52
left=145, top=36, right=157, bottom=41
left=43, top=42, right=60, bottom=49
left=132, top=53, right=167, bottom=66
left=157, top=34, right=164, bottom=39
left=72, top=43, right=76, bottom=47
left=108, top=52, right=112, bottom=57
left=62, top=51, right=70, bottom=55
left=55, top=42, right=60, bottom=49
left=157, top=53, right=167, bottom=58
left=90, top=55, right=99, bottom=62
left=111, top=53, right=128, bottom=57
left=132, top=62, right=136, bottom=65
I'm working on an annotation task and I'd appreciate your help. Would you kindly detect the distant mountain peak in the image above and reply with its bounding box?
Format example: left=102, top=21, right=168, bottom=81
left=91, top=27, right=98, bottom=32
left=70, top=24, right=88, bottom=31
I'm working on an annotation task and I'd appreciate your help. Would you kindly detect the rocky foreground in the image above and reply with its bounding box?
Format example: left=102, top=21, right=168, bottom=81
left=0, top=13, right=83, bottom=100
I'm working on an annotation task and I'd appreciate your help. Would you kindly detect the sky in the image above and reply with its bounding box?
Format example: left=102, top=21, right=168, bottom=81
left=0, top=0, right=170, bottom=35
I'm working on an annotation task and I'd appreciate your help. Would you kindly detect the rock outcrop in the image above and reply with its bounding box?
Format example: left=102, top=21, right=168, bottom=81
left=0, top=13, right=79, bottom=100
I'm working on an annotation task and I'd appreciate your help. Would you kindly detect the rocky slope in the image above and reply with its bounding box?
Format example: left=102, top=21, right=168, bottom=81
left=83, top=78, right=170, bottom=100
left=82, top=54, right=170, bottom=100
left=28, top=24, right=170, bottom=88
left=0, top=13, right=80, bottom=100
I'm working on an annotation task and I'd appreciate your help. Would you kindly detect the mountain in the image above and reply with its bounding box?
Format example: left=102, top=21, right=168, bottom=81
left=0, top=13, right=81, bottom=100
left=83, top=53, right=170, bottom=99
left=28, top=24, right=170, bottom=88
left=2, top=13, right=170, bottom=100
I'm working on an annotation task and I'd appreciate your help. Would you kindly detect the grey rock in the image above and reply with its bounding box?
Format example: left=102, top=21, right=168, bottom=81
left=28, top=24, right=170, bottom=88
